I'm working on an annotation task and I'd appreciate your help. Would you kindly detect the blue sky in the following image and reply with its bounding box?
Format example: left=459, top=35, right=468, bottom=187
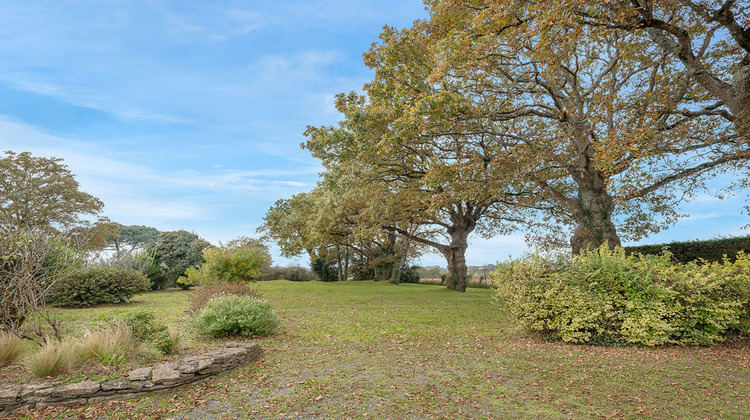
left=1, top=1, right=747, bottom=267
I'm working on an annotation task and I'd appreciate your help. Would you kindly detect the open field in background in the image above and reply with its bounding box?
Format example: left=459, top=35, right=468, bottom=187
left=10, top=281, right=750, bottom=419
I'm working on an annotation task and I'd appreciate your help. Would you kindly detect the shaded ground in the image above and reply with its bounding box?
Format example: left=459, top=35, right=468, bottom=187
left=10, top=281, right=750, bottom=419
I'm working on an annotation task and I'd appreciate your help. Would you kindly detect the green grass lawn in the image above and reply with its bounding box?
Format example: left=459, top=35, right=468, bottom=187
left=12, top=280, right=750, bottom=419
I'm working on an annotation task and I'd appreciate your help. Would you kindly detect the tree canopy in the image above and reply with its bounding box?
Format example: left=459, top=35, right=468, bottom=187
left=0, top=151, right=116, bottom=250
left=107, top=224, right=160, bottom=252
left=0, top=151, right=105, bottom=230
left=263, top=0, right=747, bottom=290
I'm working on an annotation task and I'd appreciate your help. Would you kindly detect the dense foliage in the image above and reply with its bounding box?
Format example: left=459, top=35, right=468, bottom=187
left=178, top=237, right=272, bottom=287
left=193, top=295, right=278, bottom=337
left=311, top=256, right=338, bottom=282
left=626, top=236, right=750, bottom=264
left=49, top=266, right=150, bottom=307
left=493, top=245, right=750, bottom=346
left=148, top=230, right=211, bottom=289
left=0, top=151, right=117, bottom=250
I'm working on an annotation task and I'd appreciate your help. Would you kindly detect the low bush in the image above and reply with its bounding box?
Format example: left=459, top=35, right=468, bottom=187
left=48, top=266, right=150, bottom=307
left=187, top=281, right=262, bottom=316
left=193, top=295, right=278, bottom=337
left=493, top=245, right=750, bottom=346
left=0, top=332, right=25, bottom=365
left=24, top=340, right=74, bottom=377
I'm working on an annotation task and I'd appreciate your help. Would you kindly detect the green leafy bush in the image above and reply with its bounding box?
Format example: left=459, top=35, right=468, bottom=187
left=48, top=266, right=150, bottom=307
left=493, top=245, right=750, bottom=346
left=94, top=248, right=159, bottom=277
left=178, top=240, right=272, bottom=287
left=194, top=295, right=278, bottom=337
left=148, top=230, right=212, bottom=289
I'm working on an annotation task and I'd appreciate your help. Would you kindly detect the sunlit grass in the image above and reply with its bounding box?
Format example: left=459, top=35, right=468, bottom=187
left=10, top=281, right=750, bottom=419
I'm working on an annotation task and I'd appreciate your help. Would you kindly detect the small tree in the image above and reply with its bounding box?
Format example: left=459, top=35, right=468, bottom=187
left=179, top=237, right=272, bottom=286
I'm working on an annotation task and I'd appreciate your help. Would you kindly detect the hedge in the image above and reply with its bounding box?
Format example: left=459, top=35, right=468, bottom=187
left=625, top=235, right=750, bottom=263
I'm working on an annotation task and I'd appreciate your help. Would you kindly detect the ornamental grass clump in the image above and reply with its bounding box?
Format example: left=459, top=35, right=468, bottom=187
left=24, top=339, right=74, bottom=377
left=0, top=332, right=25, bottom=365
left=194, top=295, right=278, bottom=337
left=75, top=322, right=138, bottom=366
left=493, top=244, right=750, bottom=346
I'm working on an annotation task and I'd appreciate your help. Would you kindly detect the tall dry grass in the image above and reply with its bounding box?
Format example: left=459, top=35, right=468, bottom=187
left=24, top=339, right=74, bottom=377
left=75, top=322, right=143, bottom=365
left=0, top=332, right=25, bottom=365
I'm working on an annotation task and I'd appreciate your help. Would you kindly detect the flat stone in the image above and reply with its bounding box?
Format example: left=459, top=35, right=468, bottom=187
left=151, top=367, right=181, bottom=384
left=0, top=387, right=19, bottom=402
left=128, top=367, right=153, bottom=381
left=209, top=348, right=246, bottom=363
left=21, top=383, right=54, bottom=399
left=178, top=357, right=213, bottom=374
left=226, top=342, right=259, bottom=351
left=197, top=365, right=223, bottom=375
left=125, top=381, right=146, bottom=391
left=154, top=361, right=179, bottom=370
left=51, top=381, right=100, bottom=397
left=101, top=379, right=132, bottom=391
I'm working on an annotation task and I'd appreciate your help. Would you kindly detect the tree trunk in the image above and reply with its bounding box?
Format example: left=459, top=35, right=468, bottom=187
left=570, top=146, right=621, bottom=254
left=440, top=221, right=474, bottom=292
left=390, top=236, right=411, bottom=285
left=336, top=245, right=343, bottom=282
left=344, top=246, right=349, bottom=282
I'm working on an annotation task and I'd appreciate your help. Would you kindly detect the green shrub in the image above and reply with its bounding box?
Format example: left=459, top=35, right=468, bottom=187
left=194, top=295, right=278, bottom=337
left=178, top=241, right=272, bottom=287
left=493, top=245, right=750, bottom=346
left=48, top=266, right=150, bottom=307
left=187, top=281, right=262, bottom=316
left=0, top=332, right=25, bottom=365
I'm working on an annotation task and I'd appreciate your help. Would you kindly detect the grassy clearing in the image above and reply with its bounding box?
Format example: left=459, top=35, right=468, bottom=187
left=10, top=280, right=750, bottom=419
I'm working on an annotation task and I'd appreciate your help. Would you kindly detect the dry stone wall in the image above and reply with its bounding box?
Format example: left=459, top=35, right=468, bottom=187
left=0, top=342, right=261, bottom=416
